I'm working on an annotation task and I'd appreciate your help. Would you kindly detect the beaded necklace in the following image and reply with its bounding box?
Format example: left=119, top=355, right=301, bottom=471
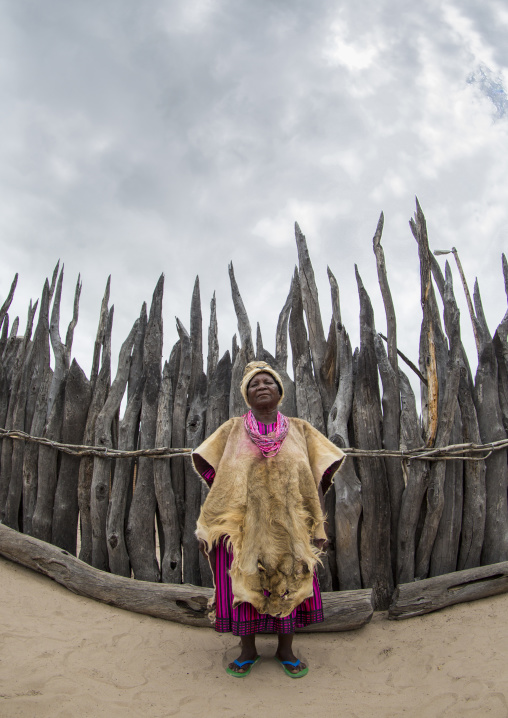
left=243, top=409, right=289, bottom=458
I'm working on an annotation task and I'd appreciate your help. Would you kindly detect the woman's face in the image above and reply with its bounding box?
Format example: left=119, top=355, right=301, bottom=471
left=247, top=372, right=281, bottom=411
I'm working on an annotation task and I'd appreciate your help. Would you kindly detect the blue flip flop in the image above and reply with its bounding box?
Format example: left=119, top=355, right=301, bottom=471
left=276, top=657, right=309, bottom=679
left=225, top=655, right=261, bottom=677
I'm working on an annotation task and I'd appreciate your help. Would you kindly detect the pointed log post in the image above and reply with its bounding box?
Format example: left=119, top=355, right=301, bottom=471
left=171, top=319, right=192, bottom=531
left=91, top=319, right=139, bottom=570
left=472, top=280, right=508, bottom=564
left=352, top=266, right=393, bottom=608
left=154, top=362, right=181, bottom=583
left=410, top=200, right=441, bottom=448
left=207, top=292, right=219, bottom=380
left=107, top=375, right=144, bottom=577
left=22, top=368, right=52, bottom=536
left=52, top=360, right=92, bottom=553
left=31, top=378, right=66, bottom=542
left=0, top=298, right=38, bottom=520
left=396, top=370, right=429, bottom=584
left=493, top=255, right=508, bottom=434
left=127, top=303, right=147, bottom=403
left=289, top=268, right=330, bottom=588
left=256, top=322, right=263, bottom=359
left=47, top=268, right=82, bottom=416
left=228, top=263, right=255, bottom=417
left=78, top=301, right=112, bottom=564
left=188, top=277, right=203, bottom=403
left=127, top=275, right=164, bottom=582
left=327, top=323, right=362, bottom=590
left=372, top=213, right=404, bottom=573
left=90, top=276, right=111, bottom=392
left=456, top=367, right=486, bottom=570
left=289, top=269, right=325, bottom=432
left=231, top=333, right=239, bottom=366
left=0, top=273, right=18, bottom=339
left=428, top=264, right=465, bottom=577
left=205, top=351, right=232, bottom=437
left=416, top=265, right=462, bottom=579
left=5, top=275, right=53, bottom=530
left=275, top=279, right=293, bottom=373
left=295, top=223, right=334, bottom=414
left=183, top=372, right=207, bottom=585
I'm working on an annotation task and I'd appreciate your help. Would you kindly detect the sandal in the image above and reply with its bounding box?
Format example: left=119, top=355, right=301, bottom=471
left=225, top=656, right=261, bottom=677
left=276, top=657, right=309, bottom=679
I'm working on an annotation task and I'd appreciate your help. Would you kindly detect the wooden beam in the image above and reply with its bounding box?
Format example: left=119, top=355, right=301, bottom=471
left=389, top=562, right=508, bottom=619
left=0, top=524, right=374, bottom=633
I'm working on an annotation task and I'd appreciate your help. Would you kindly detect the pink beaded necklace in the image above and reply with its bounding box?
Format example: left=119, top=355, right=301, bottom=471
left=243, top=409, right=289, bottom=458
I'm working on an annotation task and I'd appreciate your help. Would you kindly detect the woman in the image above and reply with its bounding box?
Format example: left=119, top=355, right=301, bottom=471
left=192, top=361, right=345, bottom=678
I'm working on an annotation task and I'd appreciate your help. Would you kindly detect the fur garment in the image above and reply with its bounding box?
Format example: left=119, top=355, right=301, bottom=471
left=192, top=417, right=345, bottom=618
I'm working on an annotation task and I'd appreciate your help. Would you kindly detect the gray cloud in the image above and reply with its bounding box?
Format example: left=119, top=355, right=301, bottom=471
left=0, top=0, right=506, bottom=386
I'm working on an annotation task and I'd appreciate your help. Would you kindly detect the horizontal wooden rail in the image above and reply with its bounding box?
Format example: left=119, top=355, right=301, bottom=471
left=0, top=427, right=505, bottom=462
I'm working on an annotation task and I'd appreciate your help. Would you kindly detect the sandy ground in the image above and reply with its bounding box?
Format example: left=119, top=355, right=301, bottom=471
left=1, top=557, right=508, bottom=718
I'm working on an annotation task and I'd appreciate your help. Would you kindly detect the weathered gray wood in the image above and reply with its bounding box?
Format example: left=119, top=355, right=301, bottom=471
left=90, top=277, right=111, bottom=392
left=231, top=333, right=239, bottom=366
left=327, top=324, right=362, bottom=590
left=0, top=298, right=38, bottom=520
left=183, top=372, right=207, bottom=585
left=456, top=368, right=486, bottom=570
left=294, top=224, right=330, bottom=405
left=410, top=200, right=440, bottom=447
left=48, top=268, right=81, bottom=416
left=78, top=306, right=112, bottom=564
left=106, top=376, right=144, bottom=577
left=373, top=215, right=404, bottom=574
left=188, top=276, right=203, bottom=404
left=275, top=279, right=293, bottom=372
left=416, top=264, right=462, bottom=579
left=472, top=279, right=508, bottom=564
left=5, top=277, right=53, bottom=530
left=171, top=319, right=192, bottom=530
left=0, top=273, right=18, bottom=337
left=206, top=292, right=219, bottom=380
left=31, top=379, right=66, bottom=542
left=389, top=562, right=508, bottom=620
left=153, top=362, right=181, bottom=583
left=205, top=351, right=231, bottom=438
left=255, top=322, right=263, bottom=358
left=396, top=370, right=429, bottom=584
left=91, top=318, right=139, bottom=570
left=126, top=275, right=164, bottom=582
left=52, top=360, right=92, bottom=553
left=228, top=263, right=255, bottom=417
left=352, top=266, right=393, bottom=609
left=289, top=269, right=325, bottom=432
left=0, top=523, right=374, bottom=632
left=430, top=406, right=463, bottom=576
left=22, top=368, right=52, bottom=536
left=128, top=303, right=147, bottom=403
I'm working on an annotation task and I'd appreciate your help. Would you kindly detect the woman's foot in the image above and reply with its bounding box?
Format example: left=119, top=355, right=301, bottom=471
left=228, top=636, right=258, bottom=674
left=275, top=648, right=307, bottom=674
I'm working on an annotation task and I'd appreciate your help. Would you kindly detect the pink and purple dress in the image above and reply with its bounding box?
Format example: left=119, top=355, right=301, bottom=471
left=199, top=419, right=325, bottom=636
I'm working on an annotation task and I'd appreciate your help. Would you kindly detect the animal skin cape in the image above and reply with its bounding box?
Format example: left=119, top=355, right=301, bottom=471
left=192, top=417, right=345, bottom=618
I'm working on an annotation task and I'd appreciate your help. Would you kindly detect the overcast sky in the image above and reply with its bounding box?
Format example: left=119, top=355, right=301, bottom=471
left=1, top=0, right=507, bottom=389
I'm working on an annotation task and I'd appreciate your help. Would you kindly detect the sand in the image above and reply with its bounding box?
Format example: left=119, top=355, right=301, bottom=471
left=1, top=556, right=508, bottom=718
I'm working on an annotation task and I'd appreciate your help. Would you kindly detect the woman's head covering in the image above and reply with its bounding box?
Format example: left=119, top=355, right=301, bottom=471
left=240, top=361, right=285, bottom=407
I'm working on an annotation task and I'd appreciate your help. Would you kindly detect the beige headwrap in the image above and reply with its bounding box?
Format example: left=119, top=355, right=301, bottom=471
left=240, top=361, right=285, bottom=408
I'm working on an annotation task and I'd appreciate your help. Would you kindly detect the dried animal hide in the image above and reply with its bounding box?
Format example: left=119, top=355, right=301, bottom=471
left=192, top=417, right=344, bottom=618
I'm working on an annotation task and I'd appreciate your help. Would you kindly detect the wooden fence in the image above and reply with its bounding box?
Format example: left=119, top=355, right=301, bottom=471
left=0, top=199, right=507, bottom=611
